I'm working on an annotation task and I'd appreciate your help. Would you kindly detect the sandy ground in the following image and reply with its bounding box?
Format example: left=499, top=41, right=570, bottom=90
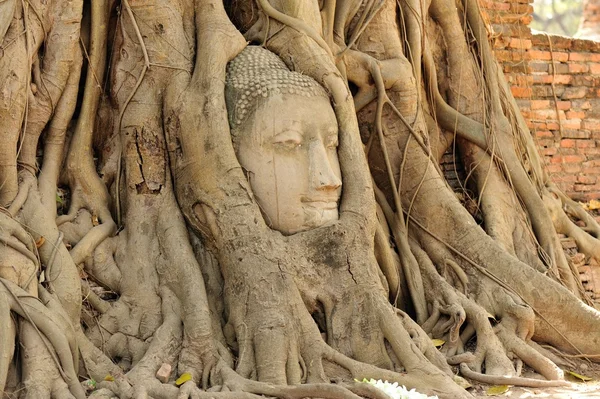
left=470, top=381, right=600, bottom=398
left=469, top=362, right=600, bottom=398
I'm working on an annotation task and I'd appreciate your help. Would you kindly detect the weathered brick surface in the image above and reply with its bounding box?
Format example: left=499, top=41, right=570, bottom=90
left=440, top=0, right=600, bottom=203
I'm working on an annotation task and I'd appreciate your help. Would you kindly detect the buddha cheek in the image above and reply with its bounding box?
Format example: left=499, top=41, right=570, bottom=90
left=272, top=154, right=310, bottom=233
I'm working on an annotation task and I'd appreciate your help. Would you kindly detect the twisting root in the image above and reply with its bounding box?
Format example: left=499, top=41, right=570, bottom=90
left=0, top=278, right=85, bottom=399
left=459, top=364, right=570, bottom=387
left=0, top=285, right=15, bottom=393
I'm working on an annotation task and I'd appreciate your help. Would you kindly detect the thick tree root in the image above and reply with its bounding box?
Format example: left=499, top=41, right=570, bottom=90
left=0, top=278, right=85, bottom=399
left=459, top=364, right=570, bottom=387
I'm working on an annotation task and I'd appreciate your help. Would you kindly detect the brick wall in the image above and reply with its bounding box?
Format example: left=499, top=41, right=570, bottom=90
left=470, top=0, right=600, bottom=202
left=481, top=0, right=600, bottom=301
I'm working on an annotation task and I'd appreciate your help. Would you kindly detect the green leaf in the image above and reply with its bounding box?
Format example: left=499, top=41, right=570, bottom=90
left=431, top=339, right=445, bottom=347
left=175, top=373, right=192, bottom=386
left=486, top=385, right=509, bottom=396
left=56, top=193, right=63, bottom=204
left=566, top=370, right=593, bottom=382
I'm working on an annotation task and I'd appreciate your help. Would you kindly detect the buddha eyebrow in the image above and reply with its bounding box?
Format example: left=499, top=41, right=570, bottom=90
left=280, top=119, right=302, bottom=128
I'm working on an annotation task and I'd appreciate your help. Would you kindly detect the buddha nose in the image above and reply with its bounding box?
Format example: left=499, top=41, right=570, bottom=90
left=309, top=141, right=342, bottom=191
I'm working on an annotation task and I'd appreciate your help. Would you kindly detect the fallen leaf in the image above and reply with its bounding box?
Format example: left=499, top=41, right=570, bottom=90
left=35, top=237, right=45, bottom=248
left=486, top=385, right=509, bottom=396
left=566, top=370, right=593, bottom=382
left=431, top=339, right=445, bottom=347
left=453, top=375, right=472, bottom=389
left=175, top=373, right=192, bottom=386
left=589, top=199, right=600, bottom=210
left=92, top=214, right=99, bottom=226
left=104, top=375, right=115, bottom=382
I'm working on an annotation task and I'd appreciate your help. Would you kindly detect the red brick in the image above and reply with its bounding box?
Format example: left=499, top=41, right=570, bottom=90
left=577, top=175, right=597, bottom=184
left=494, top=50, right=512, bottom=62
left=530, top=100, right=550, bottom=110
left=583, top=147, right=600, bottom=155
left=562, top=87, right=588, bottom=99
left=591, top=63, right=600, bottom=75
left=510, top=3, right=532, bottom=13
left=156, top=363, right=172, bottom=383
left=546, top=164, right=562, bottom=173
left=582, top=119, right=600, bottom=130
left=576, top=139, right=596, bottom=148
left=529, top=50, right=569, bottom=62
left=582, top=167, right=600, bottom=175
left=559, top=147, right=577, bottom=155
left=563, top=129, right=591, bottom=139
left=563, top=155, right=586, bottom=163
left=556, top=101, right=572, bottom=110
left=560, top=139, right=576, bottom=148
left=569, top=63, right=589, bottom=73
left=562, top=119, right=582, bottom=129
left=537, top=138, right=556, bottom=147
left=566, top=111, right=586, bottom=119
left=509, top=38, right=532, bottom=50
left=530, top=109, right=565, bottom=120
left=532, top=74, right=572, bottom=84
left=521, top=15, right=533, bottom=24
left=540, top=147, right=558, bottom=156
left=511, top=86, right=532, bottom=98
left=569, top=53, right=587, bottom=61
left=480, top=0, right=511, bottom=10
left=547, top=122, right=561, bottom=130
left=574, top=184, right=595, bottom=192
left=564, top=163, right=583, bottom=173
left=531, top=121, right=547, bottom=130
left=493, top=2, right=511, bottom=11
left=536, top=130, right=554, bottom=138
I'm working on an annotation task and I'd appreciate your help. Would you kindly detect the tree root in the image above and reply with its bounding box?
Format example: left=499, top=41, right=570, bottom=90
left=0, top=278, right=84, bottom=399
left=0, top=284, right=15, bottom=393
left=459, top=364, right=570, bottom=387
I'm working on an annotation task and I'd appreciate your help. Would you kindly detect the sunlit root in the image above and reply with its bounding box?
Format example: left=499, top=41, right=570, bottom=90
left=0, top=278, right=84, bottom=398
left=544, top=187, right=600, bottom=265
left=459, top=364, right=570, bottom=388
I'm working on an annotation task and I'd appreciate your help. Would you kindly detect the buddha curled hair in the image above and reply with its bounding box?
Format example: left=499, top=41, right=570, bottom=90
left=225, top=46, right=330, bottom=135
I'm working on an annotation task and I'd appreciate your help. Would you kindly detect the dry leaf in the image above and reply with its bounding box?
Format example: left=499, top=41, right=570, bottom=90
left=588, top=199, right=600, bottom=210
left=566, top=370, right=592, bottom=382
left=431, top=339, right=445, bottom=347
left=486, top=385, right=509, bottom=396
left=453, top=375, right=472, bottom=389
left=36, top=237, right=45, bottom=248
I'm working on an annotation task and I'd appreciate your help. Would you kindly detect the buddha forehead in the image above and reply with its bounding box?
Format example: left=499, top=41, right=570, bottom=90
left=234, top=94, right=338, bottom=144
left=225, top=46, right=330, bottom=132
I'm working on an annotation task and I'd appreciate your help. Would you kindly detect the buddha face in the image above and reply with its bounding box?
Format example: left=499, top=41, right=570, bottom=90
left=233, top=93, right=342, bottom=235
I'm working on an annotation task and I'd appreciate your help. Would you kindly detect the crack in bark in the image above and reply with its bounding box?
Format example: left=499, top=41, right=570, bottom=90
left=346, top=253, right=358, bottom=284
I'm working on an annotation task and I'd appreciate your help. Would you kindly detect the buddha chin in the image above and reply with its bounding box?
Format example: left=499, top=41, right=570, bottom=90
left=302, top=203, right=339, bottom=231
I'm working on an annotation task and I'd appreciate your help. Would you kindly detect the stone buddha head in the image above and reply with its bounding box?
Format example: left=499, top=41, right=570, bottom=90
left=226, top=46, right=342, bottom=235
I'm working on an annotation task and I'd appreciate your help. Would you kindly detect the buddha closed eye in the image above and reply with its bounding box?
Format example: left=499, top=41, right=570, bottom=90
left=226, top=46, right=342, bottom=235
